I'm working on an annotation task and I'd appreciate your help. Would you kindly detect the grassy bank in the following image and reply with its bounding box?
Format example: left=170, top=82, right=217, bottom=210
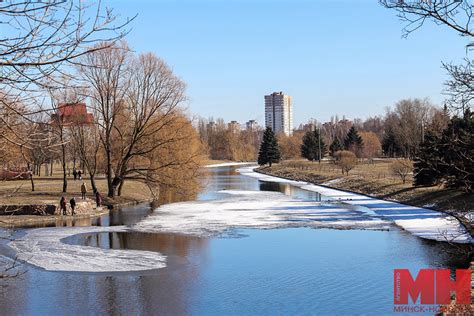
left=0, top=176, right=154, bottom=227
left=257, top=159, right=473, bottom=234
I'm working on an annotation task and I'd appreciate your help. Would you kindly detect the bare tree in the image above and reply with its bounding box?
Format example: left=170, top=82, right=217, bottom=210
left=380, top=0, right=474, bottom=113
left=391, top=159, right=413, bottom=184
left=380, top=1, right=474, bottom=39
left=109, top=53, right=188, bottom=197
left=1, top=0, right=133, bottom=91
left=78, top=42, right=130, bottom=197
left=69, top=116, right=102, bottom=193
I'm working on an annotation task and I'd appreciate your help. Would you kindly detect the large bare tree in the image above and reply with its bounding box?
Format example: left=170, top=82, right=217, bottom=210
left=78, top=43, right=130, bottom=197
left=0, top=0, right=133, bottom=171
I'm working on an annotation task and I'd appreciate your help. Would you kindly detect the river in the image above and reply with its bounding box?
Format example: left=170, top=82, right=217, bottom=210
left=0, top=165, right=470, bottom=315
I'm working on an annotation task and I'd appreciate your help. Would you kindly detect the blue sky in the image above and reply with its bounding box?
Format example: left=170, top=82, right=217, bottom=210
left=106, top=0, right=469, bottom=125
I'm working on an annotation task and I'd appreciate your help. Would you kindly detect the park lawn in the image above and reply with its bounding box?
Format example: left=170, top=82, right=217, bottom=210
left=0, top=177, right=153, bottom=206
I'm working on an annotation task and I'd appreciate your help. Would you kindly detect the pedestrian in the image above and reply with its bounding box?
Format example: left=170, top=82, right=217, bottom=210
left=95, top=191, right=102, bottom=207
left=70, top=197, right=76, bottom=216
left=60, top=196, right=67, bottom=215
left=78, top=170, right=82, bottom=180
left=73, top=168, right=77, bottom=180
left=80, top=182, right=87, bottom=200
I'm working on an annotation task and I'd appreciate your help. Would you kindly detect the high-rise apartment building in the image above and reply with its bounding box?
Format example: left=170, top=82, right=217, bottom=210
left=245, top=120, right=259, bottom=131
left=264, top=91, right=293, bottom=136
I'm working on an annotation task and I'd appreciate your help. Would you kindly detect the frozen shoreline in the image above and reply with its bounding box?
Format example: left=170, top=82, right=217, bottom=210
left=9, top=226, right=166, bottom=272
left=237, top=166, right=473, bottom=243
left=204, top=162, right=254, bottom=168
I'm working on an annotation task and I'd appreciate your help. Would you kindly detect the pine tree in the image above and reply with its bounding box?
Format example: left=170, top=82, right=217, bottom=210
left=258, top=127, right=281, bottom=166
left=382, top=129, right=401, bottom=158
left=413, top=109, right=473, bottom=192
left=413, top=132, right=443, bottom=186
left=301, top=130, right=327, bottom=161
left=314, top=130, right=328, bottom=162
left=301, top=130, right=317, bottom=161
left=329, top=138, right=343, bottom=156
left=344, top=126, right=364, bottom=157
left=440, top=109, right=474, bottom=192
left=301, top=130, right=326, bottom=161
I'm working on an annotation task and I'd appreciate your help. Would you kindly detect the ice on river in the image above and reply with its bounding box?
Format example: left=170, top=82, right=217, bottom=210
left=133, top=190, right=390, bottom=237
left=237, top=166, right=473, bottom=243
left=9, top=226, right=166, bottom=272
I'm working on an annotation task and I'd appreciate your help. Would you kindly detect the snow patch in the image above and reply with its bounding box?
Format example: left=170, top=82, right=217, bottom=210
left=237, top=166, right=473, bottom=243
left=205, top=162, right=255, bottom=168
left=133, top=190, right=390, bottom=237
left=9, top=226, right=166, bottom=272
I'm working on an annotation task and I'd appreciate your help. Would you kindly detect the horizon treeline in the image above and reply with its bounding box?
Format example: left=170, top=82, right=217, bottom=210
left=198, top=98, right=451, bottom=162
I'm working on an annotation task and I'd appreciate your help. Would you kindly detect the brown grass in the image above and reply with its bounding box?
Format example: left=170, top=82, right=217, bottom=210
left=0, top=177, right=153, bottom=206
left=259, top=159, right=473, bottom=214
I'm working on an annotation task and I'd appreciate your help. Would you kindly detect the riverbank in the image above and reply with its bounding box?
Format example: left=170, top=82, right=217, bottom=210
left=256, top=160, right=473, bottom=236
left=0, top=178, right=154, bottom=228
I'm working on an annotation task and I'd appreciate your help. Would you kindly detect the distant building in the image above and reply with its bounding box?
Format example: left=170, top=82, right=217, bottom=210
left=50, top=103, right=94, bottom=126
left=264, top=91, right=293, bottom=135
left=206, top=121, right=217, bottom=132
left=246, top=120, right=259, bottom=131
left=228, top=120, right=241, bottom=133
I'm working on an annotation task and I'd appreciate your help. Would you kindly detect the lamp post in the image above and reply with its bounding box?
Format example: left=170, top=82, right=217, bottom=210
left=318, top=125, right=321, bottom=164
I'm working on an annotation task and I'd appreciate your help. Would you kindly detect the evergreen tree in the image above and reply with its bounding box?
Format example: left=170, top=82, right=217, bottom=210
left=258, top=127, right=281, bottom=166
left=413, top=109, right=473, bottom=192
left=329, top=138, right=343, bottom=156
left=382, top=129, right=401, bottom=158
left=343, top=126, right=364, bottom=157
left=301, top=129, right=326, bottom=162
left=440, top=109, right=474, bottom=192
left=413, top=132, right=443, bottom=186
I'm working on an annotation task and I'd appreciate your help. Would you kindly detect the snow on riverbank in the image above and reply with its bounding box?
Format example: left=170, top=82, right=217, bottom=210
left=133, top=190, right=390, bottom=237
left=205, top=162, right=254, bottom=168
left=9, top=226, right=166, bottom=272
left=237, top=166, right=473, bottom=243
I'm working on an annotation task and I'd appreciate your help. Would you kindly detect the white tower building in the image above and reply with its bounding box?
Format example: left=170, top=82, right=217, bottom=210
left=264, top=91, right=293, bottom=136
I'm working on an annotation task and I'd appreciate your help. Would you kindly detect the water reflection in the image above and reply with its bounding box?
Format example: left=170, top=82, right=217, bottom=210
left=0, top=165, right=471, bottom=315
left=65, top=231, right=208, bottom=258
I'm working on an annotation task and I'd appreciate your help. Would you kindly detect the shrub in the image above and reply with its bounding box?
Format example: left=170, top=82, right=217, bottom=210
left=334, top=150, right=357, bottom=175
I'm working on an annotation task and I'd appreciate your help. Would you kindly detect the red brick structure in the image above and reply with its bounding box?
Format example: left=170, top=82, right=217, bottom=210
left=51, top=102, right=94, bottom=126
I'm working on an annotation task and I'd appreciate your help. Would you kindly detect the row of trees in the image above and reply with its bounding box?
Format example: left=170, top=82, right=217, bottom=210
left=200, top=98, right=448, bottom=164
left=0, top=1, right=204, bottom=199
left=197, top=118, right=260, bottom=161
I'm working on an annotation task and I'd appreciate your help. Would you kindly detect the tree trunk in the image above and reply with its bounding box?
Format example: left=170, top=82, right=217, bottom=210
left=89, top=175, right=97, bottom=194
left=117, top=180, right=124, bottom=196
left=50, top=159, right=54, bottom=176
left=62, top=144, right=67, bottom=193
left=106, top=150, right=114, bottom=198
left=30, top=173, right=35, bottom=192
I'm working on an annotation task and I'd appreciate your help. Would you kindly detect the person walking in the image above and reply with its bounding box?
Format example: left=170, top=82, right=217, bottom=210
left=70, top=197, right=76, bottom=216
left=78, top=170, right=82, bottom=180
left=80, top=182, right=87, bottom=200
left=72, top=168, right=77, bottom=180
left=95, top=191, right=102, bottom=207
left=60, top=196, right=67, bottom=215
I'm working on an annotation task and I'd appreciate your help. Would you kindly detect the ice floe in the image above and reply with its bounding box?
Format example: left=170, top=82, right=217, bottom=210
left=236, top=166, right=473, bottom=243
left=133, top=190, right=390, bottom=237
left=9, top=226, right=166, bottom=272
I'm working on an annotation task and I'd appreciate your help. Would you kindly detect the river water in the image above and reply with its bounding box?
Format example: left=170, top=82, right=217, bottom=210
left=0, top=166, right=470, bottom=315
